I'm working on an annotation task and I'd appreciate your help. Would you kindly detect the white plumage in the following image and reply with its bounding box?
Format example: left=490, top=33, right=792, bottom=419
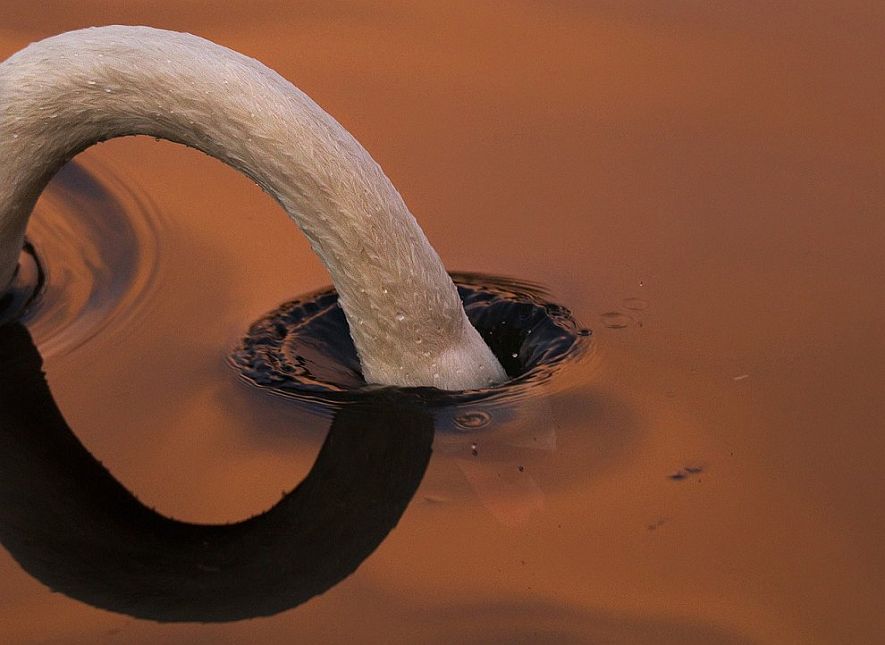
left=0, top=26, right=506, bottom=389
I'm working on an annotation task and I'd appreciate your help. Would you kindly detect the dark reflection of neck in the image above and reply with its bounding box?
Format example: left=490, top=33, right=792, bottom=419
left=0, top=322, right=434, bottom=622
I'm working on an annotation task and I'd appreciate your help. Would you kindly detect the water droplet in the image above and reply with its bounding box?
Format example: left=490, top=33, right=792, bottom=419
left=395, top=312, right=405, bottom=321
left=518, top=465, right=525, bottom=472
left=600, top=312, right=632, bottom=329
left=104, top=87, right=113, bottom=93
left=639, top=280, right=645, bottom=287
left=471, top=442, right=479, bottom=456
left=623, top=297, right=648, bottom=311
left=511, top=352, right=518, bottom=358
left=455, top=411, right=491, bottom=430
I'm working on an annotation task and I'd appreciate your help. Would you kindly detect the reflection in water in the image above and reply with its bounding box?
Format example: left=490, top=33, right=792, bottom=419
left=0, top=322, right=433, bottom=622
left=21, top=160, right=159, bottom=358
left=2, top=2, right=882, bottom=640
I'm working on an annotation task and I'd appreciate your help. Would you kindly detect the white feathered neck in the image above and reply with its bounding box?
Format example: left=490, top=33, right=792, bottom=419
left=0, top=26, right=506, bottom=389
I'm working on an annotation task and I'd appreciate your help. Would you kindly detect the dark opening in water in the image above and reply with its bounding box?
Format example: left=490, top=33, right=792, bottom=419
left=231, top=273, right=590, bottom=407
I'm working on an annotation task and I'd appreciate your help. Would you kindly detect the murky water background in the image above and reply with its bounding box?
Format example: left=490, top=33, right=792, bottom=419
left=1, top=2, right=883, bottom=642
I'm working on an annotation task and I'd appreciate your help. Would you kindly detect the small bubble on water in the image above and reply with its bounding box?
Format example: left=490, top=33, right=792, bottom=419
left=511, top=352, right=518, bottom=358
left=600, top=312, right=632, bottom=329
left=471, top=442, right=479, bottom=456
left=87, top=80, right=96, bottom=85
left=395, top=312, right=405, bottom=321
left=518, top=465, right=525, bottom=472
left=577, top=328, right=591, bottom=336
left=623, top=297, right=648, bottom=311
left=455, top=411, right=491, bottom=430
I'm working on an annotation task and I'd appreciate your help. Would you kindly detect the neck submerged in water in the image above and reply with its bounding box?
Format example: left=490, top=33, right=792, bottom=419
left=0, top=26, right=506, bottom=389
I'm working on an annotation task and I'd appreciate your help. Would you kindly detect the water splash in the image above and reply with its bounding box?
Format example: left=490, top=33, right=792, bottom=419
left=230, top=273, right=591, bottom=410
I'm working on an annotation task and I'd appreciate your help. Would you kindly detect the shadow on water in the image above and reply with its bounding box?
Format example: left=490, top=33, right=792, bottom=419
left=0, top=322, right=434, bottom=622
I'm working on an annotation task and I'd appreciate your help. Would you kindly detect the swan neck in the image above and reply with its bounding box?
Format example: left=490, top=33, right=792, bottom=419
left=0, top=26, right=506, bottom=388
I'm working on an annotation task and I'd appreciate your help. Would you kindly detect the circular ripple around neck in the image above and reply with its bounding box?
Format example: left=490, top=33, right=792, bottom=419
left=16, top=160, right=160, bottom=359
left=230, top=273, right=591, bottom=411
left=0, top=243, right=45, bottom=325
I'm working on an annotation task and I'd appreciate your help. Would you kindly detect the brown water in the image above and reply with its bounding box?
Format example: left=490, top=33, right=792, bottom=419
left=1, top=2, right=883, bottom=642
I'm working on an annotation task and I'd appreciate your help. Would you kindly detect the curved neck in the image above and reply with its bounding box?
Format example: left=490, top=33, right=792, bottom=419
left=0, top=26, right=505, bottom=389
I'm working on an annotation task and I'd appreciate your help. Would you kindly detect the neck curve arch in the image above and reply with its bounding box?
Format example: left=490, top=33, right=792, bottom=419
left=0, top=320, right=435, bottom=622
left=0, top=26, right=506, bottom=389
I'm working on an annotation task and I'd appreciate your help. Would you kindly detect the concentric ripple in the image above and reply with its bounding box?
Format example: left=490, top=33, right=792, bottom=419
left=12, top=160, right=160, bottom=358
left=231, top=273, right=591, bottom=409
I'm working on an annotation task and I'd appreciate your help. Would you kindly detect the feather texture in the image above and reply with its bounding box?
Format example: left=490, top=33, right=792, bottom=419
left=0, top=26, right=506, bottom=389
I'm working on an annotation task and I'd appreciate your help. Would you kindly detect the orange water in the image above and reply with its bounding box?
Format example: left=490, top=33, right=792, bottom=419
left=1, top=2, right=883, bottom=642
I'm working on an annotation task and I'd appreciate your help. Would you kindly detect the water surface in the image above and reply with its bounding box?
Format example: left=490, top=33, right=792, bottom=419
left=0, top=2, right=883, bottom=643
